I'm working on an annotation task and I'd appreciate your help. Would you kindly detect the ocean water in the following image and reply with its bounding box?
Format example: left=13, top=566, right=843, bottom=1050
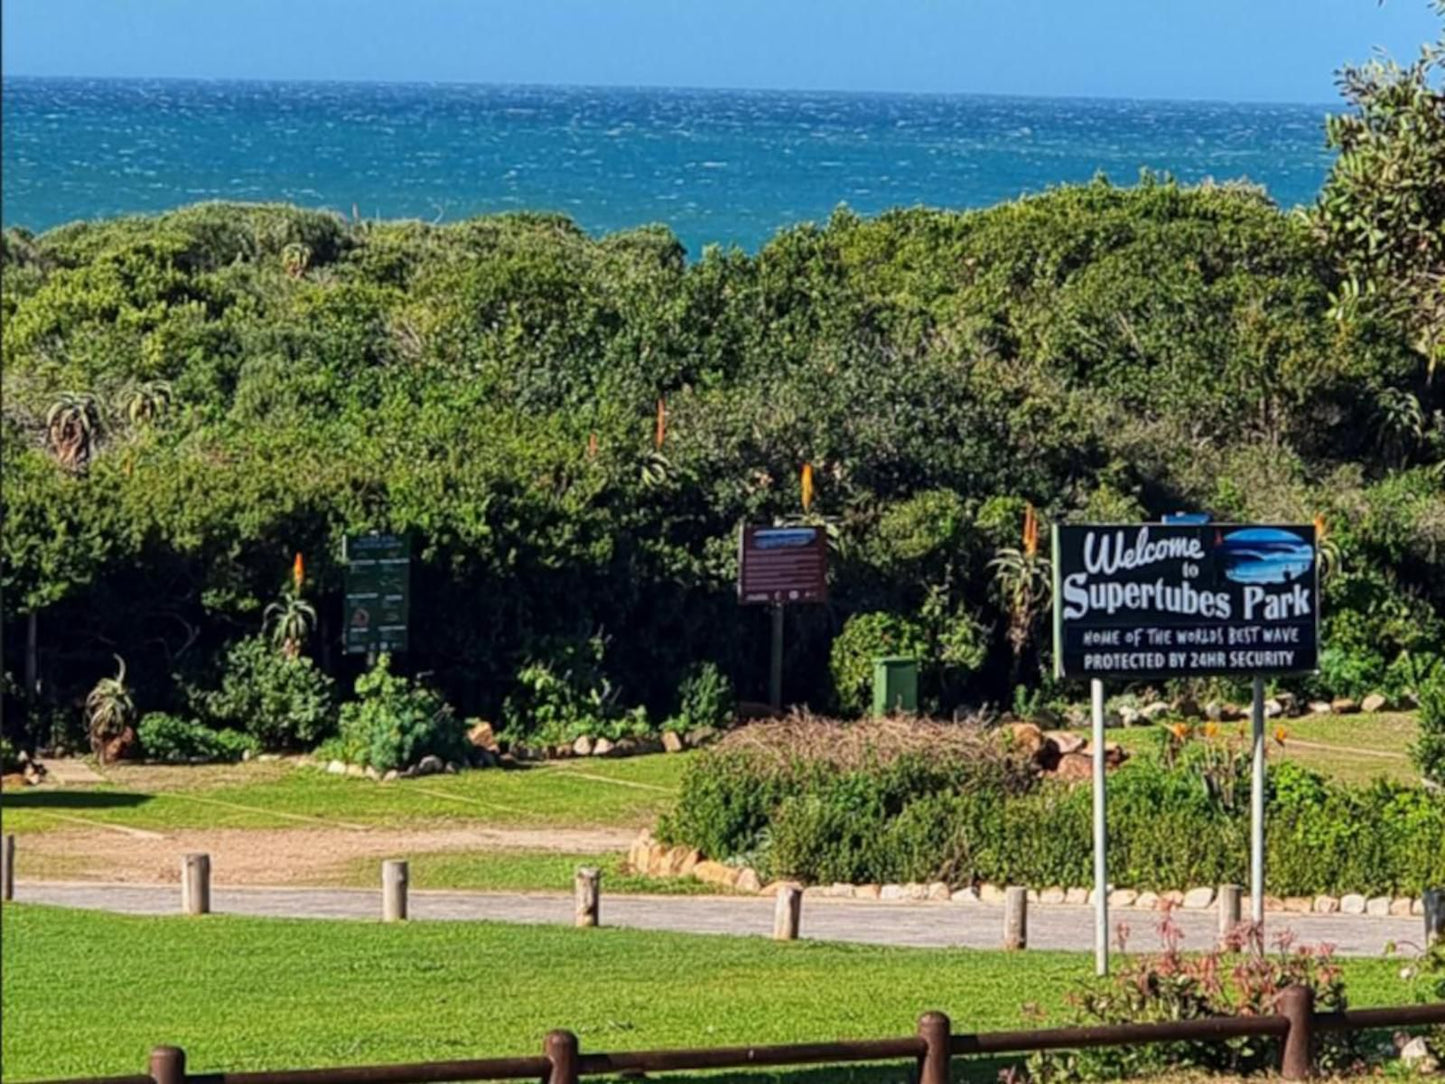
left=1, top=77, right=1337, bottom=255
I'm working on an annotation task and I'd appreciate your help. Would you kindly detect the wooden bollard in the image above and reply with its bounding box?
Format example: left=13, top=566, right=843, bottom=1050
left=1277, top=984, right=1315, bottom=1081
left=575, top=867, right=600, bottom=928
left=1, top=834, right=14, bottom=902
left=181, top=853, right=210, bottom=915
left=1003, top=886, right=1027, bottom=950
left=149, top=1046, right=186, bottom=1084
left=382, top=859, right=408, bottom=922
left=544, top=1030, right=580, bottom=1084
left=1219, top=883, right=1242, bottom=939
left=1425, top=888, right=1444, bottom=946
left=773, top=884, right=802, bottom=940
left=917, top=1011, right=952, bottom=1084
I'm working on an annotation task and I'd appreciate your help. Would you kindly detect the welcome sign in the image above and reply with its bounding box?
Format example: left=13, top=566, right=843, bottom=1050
left=1052, top=523, right=1318, bottom=678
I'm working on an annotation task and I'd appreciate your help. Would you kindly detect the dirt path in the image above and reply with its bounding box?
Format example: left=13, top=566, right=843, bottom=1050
left=15, top=825, right=636, bottom=885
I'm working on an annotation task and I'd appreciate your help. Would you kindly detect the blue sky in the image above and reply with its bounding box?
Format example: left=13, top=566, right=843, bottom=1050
left=2, top=0, right=1438, bottom=103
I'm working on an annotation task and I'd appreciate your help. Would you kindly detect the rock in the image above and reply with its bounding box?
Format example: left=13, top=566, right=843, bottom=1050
left=327, top=759, right=347, bottom=775
left=734, top=868, right=762, bottom=893
left=444, top=761, right=460, bottom=774
left=1222, top=703, right=1243, bottom=721
left=1109, top=889, right=1139, bottom=908
left=101, top=726, right=138, bottom=763
left=880, top=884, right=907, bottom=901
left=1309, top=701, right=1333, bottom=715
left=1044, top=730, right=1086, bottom=755
left=467, top=720, right=498, bottom=749
left=1063, top=706, right=1088, bottom=728
left=1102, top=742, right=1127, bottom=767
left=978, top=883, right=1005, bottom=904
left=1056, top=753, right=1093, bottom=781
left=1389, top=897, right=1413, bottom=916
left=416, top=754, right=444, bottom=777
left=257, top=753, right=281, bottom=762
left=854, top=883, right=882, bottom=900
left=1162, top=890, right=1185, bottom=908
left=1204, top=701, right=1225, bottom=721
left=662, top=846, right=699, bottom=876
left=1365, top=895, right=1391, bottom=916
left=952, top=886, right=980, bottom=903
left=1118, top=706, right=1142, bottom=728
left=928, top=882, right=951, bottom=902
left=759, top=880, right=801, bottom=897
left=692, top=861, right=739, bottom=888
left=826, top=882, right=855, bottom=899
left=1135, top=891, right=1161, bottom=911
left=1283, top=897, right=1312, bottom=914
left=1360, top=693, right=1388, bottom=714
left=1276, top=692, right=1298, bottom=715
left=1140, top=701, right=1171, bottom=723
left=1174, top=696, right=1201, bottom=719
left=1065, top=887, right=1089, bottom=905
left=1263, top=698, right=1283, bottom=719
left=1005, top=722, right=1045, bottom=758
left=1263, top=895, right=1286, bottom=912
left=905, top=883, right=930, bottom=901
left=364, top=766, right=380, bottom=781
left=1399, top=1037, right=1437, bottom=1073
left=614, top=738, right=639, bottom=757
left=381, top=769, right=398, bottom=783
left=572, top=735, right=594, bottom=757
left=1340, top=893, right=1367, bottom=914
left=1183, top=887, right=1216, bottom=909
left=346, top=763, right=366, bottom=777
left=1040, top=886, right=1066, bottom=905
left=1331, top=697, right=1360, bottom=715
left=661, top=731, right=685, bottom=753
left=241, top=748, right=253, bottom=761
left=802, top=885, right=828, bottom=898
left=1313, top=895, right=1339, bottom=914
left=1414, top=898, right=1426, bottom=916
left=685, top=727, right=719, bottom=748
left=497, top=753, right=517, bottom=769
left=592, top=738, right=615, bottom=757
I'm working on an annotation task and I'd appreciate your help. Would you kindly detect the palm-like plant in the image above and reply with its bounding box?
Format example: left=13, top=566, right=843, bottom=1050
left=121, top=380, right=174, bottom=427
left=1313, top=513, right=1343, bottom=584
left=46, top=392, right=102, bottom=474
left=86, top=655, right=135, bottom=764
left=989, top=503, right=1053, bottom=660
left=281, top=242, right=312, bottom=278
left=1375, top=386, right=1424, bottom=467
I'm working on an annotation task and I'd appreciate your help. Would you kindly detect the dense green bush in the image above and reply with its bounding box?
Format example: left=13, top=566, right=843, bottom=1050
left=329, top=654, right=468, bottom=772
left=829, top=612, right=929, bottom=715
left=500, top=634, right=650, bottom=746
left=136, top=712, right=257, bottom=763
left=0, top=736, right=19, bottom=773
left=665, top=661, right=735, bottom=733
left=665, top=739, right=1445, bottom=895
left=1413, top=665, right=1445, bottom=785
left=188, top=635, right=335, bottom=751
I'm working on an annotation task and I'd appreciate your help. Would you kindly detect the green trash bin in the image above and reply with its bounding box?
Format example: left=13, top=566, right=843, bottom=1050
left=872, top=656, right=919, bottom=717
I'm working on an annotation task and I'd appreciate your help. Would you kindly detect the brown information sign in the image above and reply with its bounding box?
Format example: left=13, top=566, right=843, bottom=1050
left=738, top=525, right=827, bottom=604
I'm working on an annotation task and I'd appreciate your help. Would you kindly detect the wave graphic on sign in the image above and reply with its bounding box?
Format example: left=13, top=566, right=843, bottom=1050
left=1218, top=528, right=1314, bottom=585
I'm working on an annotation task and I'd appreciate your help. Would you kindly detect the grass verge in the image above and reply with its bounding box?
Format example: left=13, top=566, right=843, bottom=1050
left=0, top=904, right=1415, bottom=1082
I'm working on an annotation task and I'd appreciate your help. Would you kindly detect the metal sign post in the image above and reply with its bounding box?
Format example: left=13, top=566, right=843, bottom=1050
left=1091, top=677, right=1108, bottom=976
left=1250, top=675, right=1266, bottom=928
left=739, top=525, right=828, bottom=711
left=770, top=603, right=785, bottom=711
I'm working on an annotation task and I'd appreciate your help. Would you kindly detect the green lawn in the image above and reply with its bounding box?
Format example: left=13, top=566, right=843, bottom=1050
left=1083, top=712, right=1419, bottom=786
left=332, top=850, right=730, bottom=895
left=0, top=904, right=1414, bottom=1082
left=0, top=755, right=689, bottom=836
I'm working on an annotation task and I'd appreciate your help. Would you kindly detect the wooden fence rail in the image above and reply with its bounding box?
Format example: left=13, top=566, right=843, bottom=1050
left=23, top=989, right=1445, bottom=1084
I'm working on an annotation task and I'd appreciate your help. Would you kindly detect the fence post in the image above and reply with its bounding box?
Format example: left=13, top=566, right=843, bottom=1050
left=1278, top=984, right=1315, bottom=1081
left=773, top=885, right=802, bottom=941
left=575, top=867, right=600, bottom=928
left=382, top=859, right=408, bottom=922
left=917, top=1011, right=951, bottom=1084
left=1, top=834, right=14, bottom=903
left=181, top=854, right=210, bottom=915
left=544, top=1029, right=579, bottom=1084
left=1218, top=883, right=1241, bottom=940
left=1003, top=886, right=1027, bottom=950
left=1424, top=888, right=1444, bottom=946
left=149, top=1046, right=186, bottom=1084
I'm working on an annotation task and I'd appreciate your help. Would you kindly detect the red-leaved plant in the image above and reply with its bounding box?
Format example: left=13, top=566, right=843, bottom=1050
left=1026, top=905, right=1362, bottom=1082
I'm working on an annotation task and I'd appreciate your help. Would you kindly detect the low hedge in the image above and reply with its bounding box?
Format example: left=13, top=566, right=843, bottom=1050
left=659, top=730, right=1445, bottom=897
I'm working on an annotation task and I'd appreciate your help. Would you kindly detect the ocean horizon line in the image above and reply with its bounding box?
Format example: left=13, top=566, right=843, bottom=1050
left=0, top=72, right=1341, bottom=114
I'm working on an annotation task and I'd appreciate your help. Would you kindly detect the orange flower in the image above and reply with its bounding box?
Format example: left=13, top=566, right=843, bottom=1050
left=655, top=398, right=666, bottom=450
left=1168, top=722, right=1190, bottom=741
left=1313, top=513, right=1328, bottom=542
left=587, top=432, right=598, bottom=459
left=1203, top=722, right=1219, bottom=739
left=1274, top=726, right=1289, bottom=746
left=1023, top=502, right=1039, bottom=558
left=292, top=552, right=305, bottom=592
left=801, top=463, right=814, bottom=511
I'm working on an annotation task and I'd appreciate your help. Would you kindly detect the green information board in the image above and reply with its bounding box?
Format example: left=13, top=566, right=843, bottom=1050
left=344, top=534, right=411, bottom=655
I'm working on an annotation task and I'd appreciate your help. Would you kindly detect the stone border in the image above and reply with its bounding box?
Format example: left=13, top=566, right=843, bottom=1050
left=627, top=831, right=1425, bottom=917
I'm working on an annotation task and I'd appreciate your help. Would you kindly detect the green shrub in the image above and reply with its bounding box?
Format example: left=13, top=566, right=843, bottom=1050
left=136, top=713, right=257, bottom=763
left=189, top=635, right=335, bottom=751
left=501, top=635, right=649, bottom=746
left=1310, top=644, right=1388, bottom=701
left=333, top=654, right=468, bottom=772
left=665, top=661, right=735, bottom=733
left=0, top=736, right=19, bottom=773
left=1412, top=668, right=1445, bottom=786
left=829, top=612, right=928, bottom=716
